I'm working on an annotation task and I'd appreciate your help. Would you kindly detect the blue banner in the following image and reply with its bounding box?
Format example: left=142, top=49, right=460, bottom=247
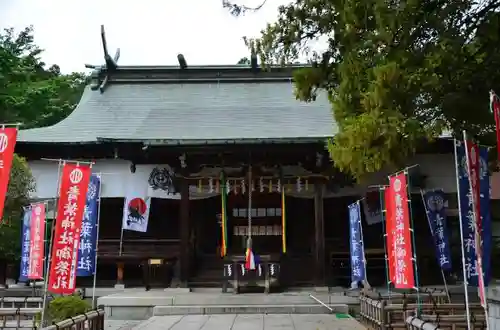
left=456, top=141, right=492, bottom=286
left=76, top=175, right=100, bottom=277
left=423, top=190, right=452, bottom=271
left=19, top=208, right=31, bottom=282
left=349, top=201, right=366, bottom=282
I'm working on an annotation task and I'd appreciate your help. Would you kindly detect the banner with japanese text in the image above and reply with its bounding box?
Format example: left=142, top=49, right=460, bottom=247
left=76, top=175, right=100, bottom=277
left=48, top=163, right=91, bottom=294
left=423, top=190, right=452, bottom=271
left=384, top=188, right=396, bottom=284
left=349, top=201, right=366, bottom=282
left=456, top=141, right=492, bottom=287
left=19, top=209, right=31, bottom=282
left=28, top=203, right=45, bottom=279
left=0, top=128, right=17, bottom=223
left=388, top=173, right=415, bottom=289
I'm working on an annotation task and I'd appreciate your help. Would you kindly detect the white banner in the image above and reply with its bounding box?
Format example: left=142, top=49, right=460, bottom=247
left=122, top=173, right=151, bottom=233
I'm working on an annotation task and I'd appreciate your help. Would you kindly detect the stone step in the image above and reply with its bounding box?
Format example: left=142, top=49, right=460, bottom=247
left=153, top=304, right=349, bottom=316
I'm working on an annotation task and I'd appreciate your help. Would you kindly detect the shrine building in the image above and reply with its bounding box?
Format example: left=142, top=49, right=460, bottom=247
left=14, top=52, right=462, bottom=289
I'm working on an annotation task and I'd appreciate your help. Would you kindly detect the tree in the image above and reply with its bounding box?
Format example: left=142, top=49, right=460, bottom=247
left=222, top=0, right=267, bottom=16
left=237, top=57, right=251, bottom=65
left=0, top=155, right=35, bottom=280
left=0, top=26, right=86, bottom=129
left=248, top=0, right=500, bottom=180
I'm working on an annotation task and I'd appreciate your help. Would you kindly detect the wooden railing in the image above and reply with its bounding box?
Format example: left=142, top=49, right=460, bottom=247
left=405, top=315, right=487, bottom=330
left=0, top=308, right=40, bottom=329
left=98, top=238, right=180, bottom=259
left=358, top=290, right=484, bottom=330
left=42, top=309, right=105, bottom=330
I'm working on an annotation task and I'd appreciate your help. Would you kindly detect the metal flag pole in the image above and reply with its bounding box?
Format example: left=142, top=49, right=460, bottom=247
left=246, top=164, right=253, bottom=251
left=40, top=159, right=63, bottom=328
left=462, top=131, right=490, bottom=329
left=419, top=189, right=451, bottom=303
left=454, top=138, right=472, bottom=330
left=356, top=199, right=370, bottom=290
left=91, top=173, right=103, bottom=309
left=402, top=167, right=422, bottom=316
left=376, top=186, right=392, bottom=299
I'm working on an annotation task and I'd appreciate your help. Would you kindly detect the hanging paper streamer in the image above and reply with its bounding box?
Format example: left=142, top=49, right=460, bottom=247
left=220, top=172, right=228, bottom=257
left=455, top=141, right=492, bottom=286
left=422, top=190, right=452, bottom=271
left=77, top=174, right=101, bottom=277
left=281, top=187, right=287, bottom=253
left=348, top=201, right=366, bottom=282
left=19, top=208, right=31, bottom=282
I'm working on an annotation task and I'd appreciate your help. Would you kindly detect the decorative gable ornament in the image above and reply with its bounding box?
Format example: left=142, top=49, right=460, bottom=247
left=148, top=165, right=177, bottom=194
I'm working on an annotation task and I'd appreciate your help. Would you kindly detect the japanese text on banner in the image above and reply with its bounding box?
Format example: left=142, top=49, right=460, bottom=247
left=423, top=190, right=452, bottom=270
left=48, top=164, right=91, bottom=294
left=456, top=142, right=492, bottom=287
left=76, top=175, right=100, bottom=277
left=19, top=209, right=31, bottom=282
left=349, top=201, right=365, bottom=282
left=388, top=173, right=415, bottom=289
left=28, top=203, right=45, bottom=279
left=0, top=128, right=17, bottom=222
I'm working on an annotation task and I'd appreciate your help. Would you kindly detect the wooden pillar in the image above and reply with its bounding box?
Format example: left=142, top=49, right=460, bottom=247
left=314, top=183, right=325, bottom=285
left=179, top=178, right=190, bottom=286
left=116, top=262, right=124, bottom=287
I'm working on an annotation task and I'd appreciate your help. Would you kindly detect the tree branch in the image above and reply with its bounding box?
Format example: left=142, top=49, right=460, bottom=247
left=222, top=0, right=267, bottom=16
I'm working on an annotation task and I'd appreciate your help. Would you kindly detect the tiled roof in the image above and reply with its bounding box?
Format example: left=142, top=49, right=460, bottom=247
left=18, top=68, right=336, bottom=144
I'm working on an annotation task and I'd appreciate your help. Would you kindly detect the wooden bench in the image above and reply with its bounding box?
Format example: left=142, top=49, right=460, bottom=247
left=42, top=309, right=105, bottom=330
left=359, top=290, right=483, bottom=330
left=222, top=255, right=280, bottom=294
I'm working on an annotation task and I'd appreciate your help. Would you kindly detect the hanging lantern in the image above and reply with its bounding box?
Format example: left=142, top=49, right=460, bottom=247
left=208, top=178, right=214, bottom=193
left=259, top=177, right=264, bottom=192
left=277, top=179, right=281, bottom=193
left=241, top=179, right=246, bottom=194
left=198, top=179, right=202, bottom=193
left=296, top=177, right=302, bottom=192
left=226, top=180, right=231, bottom=194
left=269, top=179, right=273, bottom=193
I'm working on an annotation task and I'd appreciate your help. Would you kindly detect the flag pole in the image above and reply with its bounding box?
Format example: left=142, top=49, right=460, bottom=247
left=91, top=173, right=103, bottom=309
left=356, top=200, right=370, bottom=289
left=420, top=189, right=451, bottom=303
left=40, top=159, right=63, bottom=328
left=378, top=186, right=392, bottom=299
left=403, top=168, right=422, bottom=316
left=462, top=131, right=490, bottom=329
left=454, top=138, right=472, bottom=330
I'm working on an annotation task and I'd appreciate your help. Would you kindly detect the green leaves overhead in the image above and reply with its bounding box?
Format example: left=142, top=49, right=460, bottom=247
left=250, top=0, right=500, bottom=179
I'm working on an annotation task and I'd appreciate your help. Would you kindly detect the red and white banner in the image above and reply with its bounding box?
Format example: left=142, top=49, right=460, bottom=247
left=388, top=173, right=415, bottom=289
left=384, top=188, right=396, bottom=284
left=28, top=203, right=45, bottom=279
left=48, top=163, right=91, bottom=294
left=0, top=128, right=17, bottom=223
left=464, top=137, right=487, bottom=307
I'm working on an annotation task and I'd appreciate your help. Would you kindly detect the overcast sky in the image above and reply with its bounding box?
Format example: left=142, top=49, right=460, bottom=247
left=0, top=0, right=291, bottom=73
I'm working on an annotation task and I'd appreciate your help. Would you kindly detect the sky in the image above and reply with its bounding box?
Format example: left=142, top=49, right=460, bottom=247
left=0, top=0, right=292, bottom=73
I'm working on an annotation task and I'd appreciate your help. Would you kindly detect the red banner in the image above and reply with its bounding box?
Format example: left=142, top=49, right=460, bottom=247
left=388, top=173, right=415, bottom=289
left=384, top=188, right=396, bottom=284
left=48, top=163, right=91, bottom=294
left=465, top=138, right=487, bottom=306
left=28, top=203, right=45, bottom=279
left=0, top=128, right=17, bottom=223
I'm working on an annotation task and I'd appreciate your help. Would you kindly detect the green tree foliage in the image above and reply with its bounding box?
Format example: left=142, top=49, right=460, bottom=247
left=247, top=0, right=500, bottom=179
left=0, top=26, right=86, bottom=128
left=0, top=155, right=35, bottom=260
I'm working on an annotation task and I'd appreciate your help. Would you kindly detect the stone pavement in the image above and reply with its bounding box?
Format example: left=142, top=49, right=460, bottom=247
left=113, top=314, right=366, bottom=330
